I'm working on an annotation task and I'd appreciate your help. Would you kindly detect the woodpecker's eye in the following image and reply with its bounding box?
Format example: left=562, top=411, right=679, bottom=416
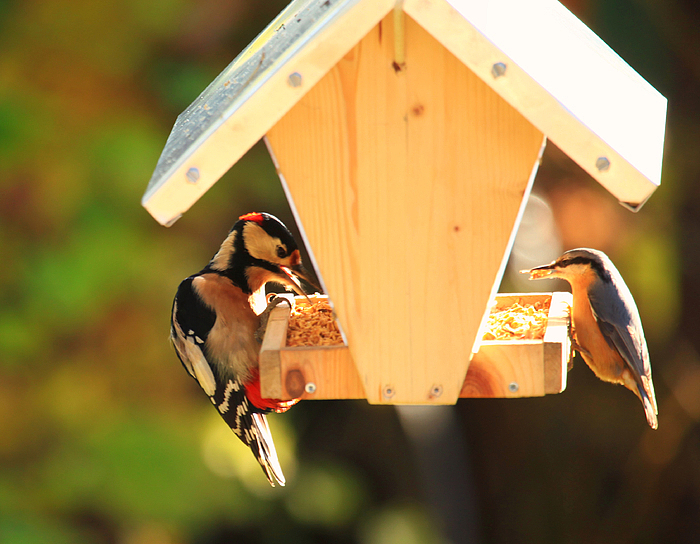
left=276, top=246, right=286, bottom=259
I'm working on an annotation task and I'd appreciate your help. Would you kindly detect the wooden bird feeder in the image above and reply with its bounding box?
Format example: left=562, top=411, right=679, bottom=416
left=142, top=0, right=666, bottom=405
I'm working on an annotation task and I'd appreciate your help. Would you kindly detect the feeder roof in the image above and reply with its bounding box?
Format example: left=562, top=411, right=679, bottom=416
left=142, top=0, right=667, bottom=226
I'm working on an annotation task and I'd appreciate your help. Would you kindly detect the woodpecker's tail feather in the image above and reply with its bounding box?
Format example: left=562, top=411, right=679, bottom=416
left=214, top=377, right=286, bottom=486
left=251, top=413, right=286, bottom=486
left=224, top=402, right=285, bottom=486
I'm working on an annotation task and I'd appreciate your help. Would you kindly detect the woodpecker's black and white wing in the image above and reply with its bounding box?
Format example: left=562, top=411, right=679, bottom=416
left=587, top=274, right=658, bottom=427
left=170, top=276, right=286, bottom=486
left=171, top=277, right=218, bottom=395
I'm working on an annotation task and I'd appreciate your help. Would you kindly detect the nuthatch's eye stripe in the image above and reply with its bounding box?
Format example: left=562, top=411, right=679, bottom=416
left=559, top=256, right=592, bottom=267
left=559, top=255, right=611, bottom=282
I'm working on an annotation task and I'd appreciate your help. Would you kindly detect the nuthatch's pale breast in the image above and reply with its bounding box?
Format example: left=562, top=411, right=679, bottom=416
left=523, top=248, right=658, bottom=429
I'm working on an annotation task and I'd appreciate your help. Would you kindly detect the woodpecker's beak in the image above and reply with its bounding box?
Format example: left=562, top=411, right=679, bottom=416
left=520, top=263, right=557, bottom=280
left=279, top=264, right=320, bottom=300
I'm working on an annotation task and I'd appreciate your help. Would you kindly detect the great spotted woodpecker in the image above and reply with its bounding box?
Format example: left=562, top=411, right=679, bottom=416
left=170, top=212, right=316, bottom=485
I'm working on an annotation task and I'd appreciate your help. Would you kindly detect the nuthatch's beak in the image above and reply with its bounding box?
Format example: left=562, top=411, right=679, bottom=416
left=520, top=263, right=557, bottom=280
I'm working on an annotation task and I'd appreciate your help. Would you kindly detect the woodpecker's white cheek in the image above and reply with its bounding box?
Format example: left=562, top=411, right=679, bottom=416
left=243, top=222, right=285, bottom=262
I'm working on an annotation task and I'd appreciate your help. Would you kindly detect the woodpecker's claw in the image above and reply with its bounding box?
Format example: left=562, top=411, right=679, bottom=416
left=255, top=295, right=293, bottom=343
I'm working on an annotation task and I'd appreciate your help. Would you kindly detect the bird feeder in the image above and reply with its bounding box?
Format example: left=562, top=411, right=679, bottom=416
left=142, top=0, right=666, bottom=405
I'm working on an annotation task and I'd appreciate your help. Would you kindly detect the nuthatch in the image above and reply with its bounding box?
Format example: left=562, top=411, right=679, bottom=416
left=171, top=212, right=316, bottom=485
left=523, top=248, right=658, bottom=429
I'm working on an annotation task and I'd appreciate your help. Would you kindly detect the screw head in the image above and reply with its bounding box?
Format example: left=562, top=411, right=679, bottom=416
left=288, top=72, right=302, bottom=87
left=491, top=62, right=507, bottom=78
left=596, top=157, right=611, bottom=172
left=382, top=385, right=395, bottom=399
left=185, top=167, right=200, bottom=184
left=508, top=382, right=519, bottom=393
left=430, top=385, right=443, bottom=398
left=304, top=382, right=317, bottom=394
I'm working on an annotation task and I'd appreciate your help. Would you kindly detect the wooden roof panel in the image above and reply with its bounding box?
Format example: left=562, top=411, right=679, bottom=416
left=143, top=0, right=394, bottom=225
left=143, top=0, right=666, bottom=224
left=405, top=0, right=666, bottom=208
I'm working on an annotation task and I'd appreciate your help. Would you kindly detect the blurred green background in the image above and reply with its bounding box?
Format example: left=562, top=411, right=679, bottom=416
left=1, top=0, right=699, bottom=543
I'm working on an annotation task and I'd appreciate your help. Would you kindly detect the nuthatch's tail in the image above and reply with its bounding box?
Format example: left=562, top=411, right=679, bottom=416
left=641, top=393, right=658, bottom=429
left=636, top=376, right=658, bottom=430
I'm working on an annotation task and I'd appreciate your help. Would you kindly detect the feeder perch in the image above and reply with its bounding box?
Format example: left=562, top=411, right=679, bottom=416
left=259, top=292, right=572, bottom=400
left=142, top=0, right=666, bottom=405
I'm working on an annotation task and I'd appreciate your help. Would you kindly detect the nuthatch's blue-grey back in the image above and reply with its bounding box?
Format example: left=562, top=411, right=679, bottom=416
left=523, top=248, right=658, bottom=429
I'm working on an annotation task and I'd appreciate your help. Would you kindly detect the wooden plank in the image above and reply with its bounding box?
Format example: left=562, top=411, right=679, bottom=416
left=258, top=301, right=291, bottom=400
left=280, top=347, right=364, bottom=400
left=403, top=0, right=665, bottom=209
left=462, top=342, right=545, bottom=398
left=266, top=13, right=544, bottom=404
left=543, top=291, right=572, bottom=394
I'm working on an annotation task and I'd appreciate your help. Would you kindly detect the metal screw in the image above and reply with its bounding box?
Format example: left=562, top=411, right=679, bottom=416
left=430, top=385, right=443, bottom=398
left=382, top=385, right=395, bottom=399
left=305, top=382, right=317, bottom=394
left=288, top=72, right=302, bottom=87
left=596, top=157, right=611, bottom=172
left=508, top=382, right=519, bottom=393
left=491, top=62, right=507, bottom=78
left=185, top=167, right=200, bottom=184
